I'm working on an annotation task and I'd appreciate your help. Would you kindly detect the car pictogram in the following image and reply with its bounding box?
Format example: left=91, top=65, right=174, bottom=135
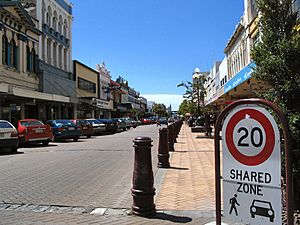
left=250, top=199, right=274, bottom=222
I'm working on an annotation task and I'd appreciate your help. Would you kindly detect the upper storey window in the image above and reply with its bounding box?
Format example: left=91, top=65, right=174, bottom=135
left=2, top=36, right=18, bottom=70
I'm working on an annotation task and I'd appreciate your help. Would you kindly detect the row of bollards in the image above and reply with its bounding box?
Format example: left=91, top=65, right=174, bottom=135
left=131, top=120, right=183, bottom=217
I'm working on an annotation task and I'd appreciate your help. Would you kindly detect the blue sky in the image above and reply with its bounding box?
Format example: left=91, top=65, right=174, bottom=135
left=72, top=0, right=244, bottom=110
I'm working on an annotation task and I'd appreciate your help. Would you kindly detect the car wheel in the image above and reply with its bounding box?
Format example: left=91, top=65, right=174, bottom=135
left=251, top=214, right=255, bottom=218
left=73, top=138, right=79, bottom=142
left=42, top=140, right=50, bottom=146
left=123, top=128, right=126, bottom=131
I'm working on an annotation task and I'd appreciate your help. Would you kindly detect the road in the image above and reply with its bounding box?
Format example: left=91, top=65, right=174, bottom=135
left=0, top=124, right=161, bottom=210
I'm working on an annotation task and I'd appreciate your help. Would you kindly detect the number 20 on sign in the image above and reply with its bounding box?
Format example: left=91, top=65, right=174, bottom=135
left=222, top=104, right=281, bottom=225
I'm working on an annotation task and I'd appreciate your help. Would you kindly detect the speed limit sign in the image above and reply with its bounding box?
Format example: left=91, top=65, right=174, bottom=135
left=222, top=104, right=282, bottom=225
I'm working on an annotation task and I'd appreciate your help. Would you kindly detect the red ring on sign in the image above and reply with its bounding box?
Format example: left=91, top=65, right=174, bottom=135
left=225, top=109, right=275, bottom=166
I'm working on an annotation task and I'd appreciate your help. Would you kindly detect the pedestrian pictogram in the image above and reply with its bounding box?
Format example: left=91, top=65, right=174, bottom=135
left=229, top=194, right=240, bottom=216
left=222, top=104, right=282, bottom=225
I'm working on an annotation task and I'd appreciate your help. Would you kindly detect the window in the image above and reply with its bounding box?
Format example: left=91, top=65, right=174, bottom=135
left=26, top=46, right=36, bottom=73
left=78, top=78, right=96, bottom=93
left=2, top=36, right=8, bottom=65
left=2, top=36, right=18, bottom=69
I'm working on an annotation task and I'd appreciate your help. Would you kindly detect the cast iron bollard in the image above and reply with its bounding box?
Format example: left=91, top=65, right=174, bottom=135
left=172, top=123, right=177, bottom=143
left=168, top=124, right=175, bottom=151
left=157, top=128, right=170, bottom=168
left=131, top=136, right=156, bottom=217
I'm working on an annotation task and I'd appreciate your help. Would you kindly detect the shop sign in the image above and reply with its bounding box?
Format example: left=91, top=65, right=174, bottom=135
left=224, top=62, right=255, bottom=94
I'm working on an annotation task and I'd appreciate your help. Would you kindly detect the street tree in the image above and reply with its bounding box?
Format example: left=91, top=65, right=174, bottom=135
left=152, top=103, right=167, bottom=117
left=251, top=0, right=300, bottom=208
left=177, top=73, right=206, bottom=117
left=178, top=99, right=197, bottom=116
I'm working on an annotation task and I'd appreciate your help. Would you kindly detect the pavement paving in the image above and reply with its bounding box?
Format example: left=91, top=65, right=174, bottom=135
left=0, top=123, right=240, bottom=224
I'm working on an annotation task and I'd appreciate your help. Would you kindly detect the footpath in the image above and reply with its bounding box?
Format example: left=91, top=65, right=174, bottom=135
left=0, top=124, right=240, bottom=225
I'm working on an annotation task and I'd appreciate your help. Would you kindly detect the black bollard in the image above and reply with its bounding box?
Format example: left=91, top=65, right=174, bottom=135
left=131, top=136, right=156, bottom=217
left=168, top=124, right=175, bottom=151
left=157, top=128, right=170, bottom=168
left=172, top=123, right=177, bottom=143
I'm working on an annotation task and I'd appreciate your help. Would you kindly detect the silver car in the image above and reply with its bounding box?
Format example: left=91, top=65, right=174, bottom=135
left=0, top=120, right=19, bottom=152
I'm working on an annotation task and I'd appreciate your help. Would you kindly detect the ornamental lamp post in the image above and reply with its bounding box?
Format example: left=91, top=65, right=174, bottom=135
left=192, top=68, right=203, bottom=117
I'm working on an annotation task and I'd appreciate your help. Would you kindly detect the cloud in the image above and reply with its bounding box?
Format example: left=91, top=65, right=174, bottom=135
left=142, top=94, right=184, bottom=111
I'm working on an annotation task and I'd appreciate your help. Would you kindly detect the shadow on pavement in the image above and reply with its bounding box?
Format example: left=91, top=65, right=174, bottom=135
left=149, top=212, right=192, bottom=223
left=0, top=150, right=24, bottom=156
left=169, top=166, right=189, bottom=170
left=196, top=135, right=214, bottom=139
left=20, top=143, right=58, bottom=148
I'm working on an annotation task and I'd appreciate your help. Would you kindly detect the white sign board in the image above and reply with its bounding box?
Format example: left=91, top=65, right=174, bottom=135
left=222, top=104, right=281, bottom=224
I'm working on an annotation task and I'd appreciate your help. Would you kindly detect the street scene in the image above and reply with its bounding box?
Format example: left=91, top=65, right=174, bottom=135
left=1, top=0, right=300, bottom=224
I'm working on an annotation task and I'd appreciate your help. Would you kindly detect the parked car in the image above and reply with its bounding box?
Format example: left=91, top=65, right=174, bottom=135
left=85, top=119, right=106, bottom=135
left=124, top=118, right=138, bottom=128
left=112, top=118, right=127, bottom=131
left=45, top=120, right=81, bottom=141
left=71, top=119, right=93, bottom=138
left=17, top=119, right=53, bottom=146
left=0, top=120, right=19, bottom=152
left=97, top=119, right=118, bottom=134
left=158, top=117, right=168, bottom=125
left=141, top=118, right=153, bottom=125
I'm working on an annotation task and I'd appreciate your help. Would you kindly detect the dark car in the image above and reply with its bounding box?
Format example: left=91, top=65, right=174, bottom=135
left=17, top=119, right=53, bottom=146
left=71, top=119, right=93, bottom=138
left=158, top=117, right=168, bottom=125
left=45, top=120, right=81, bottom=142
left=0, top=120, right=19, bottom=152
left=112, top=118, right=127, bottom=131
left=97, top=119, right=118, bottom=134
left=250, top=200, right=274, bottom=222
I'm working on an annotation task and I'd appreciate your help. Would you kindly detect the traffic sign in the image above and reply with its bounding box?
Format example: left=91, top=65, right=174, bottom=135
left=222, top=104, right=281, bottom=224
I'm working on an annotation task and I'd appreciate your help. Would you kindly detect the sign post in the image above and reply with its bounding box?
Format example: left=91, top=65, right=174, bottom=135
left=214, top=99, right=293, bottom=225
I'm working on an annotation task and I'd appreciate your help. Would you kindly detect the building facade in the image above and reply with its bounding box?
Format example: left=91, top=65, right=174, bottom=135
left=0, top=1, right=42, bottom=124
left=34, top=0, right=76, bottom=120
left=96, top=62, right=113, bottom=118
left=73, top=60, right=98, bottom=118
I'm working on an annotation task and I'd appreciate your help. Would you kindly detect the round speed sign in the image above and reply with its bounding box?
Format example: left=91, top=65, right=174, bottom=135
left=223, top=105, right=277, bottom=166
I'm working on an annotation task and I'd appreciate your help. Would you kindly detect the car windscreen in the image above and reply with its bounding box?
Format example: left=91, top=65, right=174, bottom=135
left=55, top=120, right=75, bottom=126
left=87, top=120, right=102, bottom=125
left=21, top=120, right=44, bottom=126
left=0, top=121, right=13, bottom=128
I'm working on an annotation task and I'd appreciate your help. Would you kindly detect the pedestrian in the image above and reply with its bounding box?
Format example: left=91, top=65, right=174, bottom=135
left=156, top=119, right=161, bottom=127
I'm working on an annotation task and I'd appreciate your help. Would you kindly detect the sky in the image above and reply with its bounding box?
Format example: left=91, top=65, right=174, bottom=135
left=71, top=0, right=244, bottom=110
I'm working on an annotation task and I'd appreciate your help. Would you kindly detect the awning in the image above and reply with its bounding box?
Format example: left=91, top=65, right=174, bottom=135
left=9, top=86, right=72, bottom=103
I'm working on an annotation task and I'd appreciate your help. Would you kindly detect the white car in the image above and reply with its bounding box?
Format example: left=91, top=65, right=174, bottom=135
left=0, top=120, right=19, bottom=152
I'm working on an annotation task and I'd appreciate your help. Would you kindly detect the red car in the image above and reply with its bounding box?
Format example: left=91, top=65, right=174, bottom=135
left=17, top=119, right=53, bottom=146
left=71, top=119, right=93, bottom=138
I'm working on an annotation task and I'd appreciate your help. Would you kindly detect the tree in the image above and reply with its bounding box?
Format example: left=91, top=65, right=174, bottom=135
left=251, top=0, right=300, bottom=208
left=152, top=103, right=167, bottom=117
left=178, top=99, right=197, bottom=116
left=177, top=73, right=206, bottom=117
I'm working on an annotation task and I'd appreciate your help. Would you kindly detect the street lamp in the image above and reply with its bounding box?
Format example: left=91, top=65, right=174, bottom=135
left=192, top=68, right=205, bottom=117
